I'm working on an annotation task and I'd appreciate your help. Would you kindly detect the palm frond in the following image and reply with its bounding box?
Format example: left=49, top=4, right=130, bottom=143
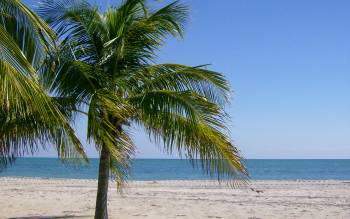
left=38, top=0, right=106, bottom=63
left=87, top=90, right=135, bottom=145
left=109, top=131, right=134, bottom=190
left=0, top=60, right=87, bottom=170
left=46, top=60, right=103, bottom=102
left=100, top=1, right=188, bottom=70
left=105, top=0, right=145, bottom=39
left=0, top=0, right=54, bottom=67
left=124, top=64, right=231, bottom=105
left=138, top=110, right=247, bottom=186
left=87, top=91, right=135, bottom=189
left=130, top=81, right=246, bottom=184
left=0, top=24, right=36, bottom=78
left=147, top=0, right=188, bottom=37
left=129, top=90, right=226, bottom=129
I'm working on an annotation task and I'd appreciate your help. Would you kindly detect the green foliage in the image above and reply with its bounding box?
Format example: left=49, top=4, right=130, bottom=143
left=39, top=0, right=248, bottom=186
left=0, top=0, right=86, bottom=170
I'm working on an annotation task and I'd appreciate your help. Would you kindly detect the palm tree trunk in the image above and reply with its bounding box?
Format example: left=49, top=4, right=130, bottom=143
left=95, top=146, right=110, bottom=219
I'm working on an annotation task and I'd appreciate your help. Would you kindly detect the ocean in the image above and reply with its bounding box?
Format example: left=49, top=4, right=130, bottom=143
left=0, top=158, right=349, bottom=180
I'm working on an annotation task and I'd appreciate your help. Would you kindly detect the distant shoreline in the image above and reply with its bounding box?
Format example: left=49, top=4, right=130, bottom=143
left=21, top=157, right=350, bottom=160
left=2, top=176, right=350, bottom=182
left=2, top=159, right=350, bottom=180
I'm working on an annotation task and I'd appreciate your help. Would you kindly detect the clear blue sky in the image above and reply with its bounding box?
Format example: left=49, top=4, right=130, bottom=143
left=26, top=0, right=350, bottom=158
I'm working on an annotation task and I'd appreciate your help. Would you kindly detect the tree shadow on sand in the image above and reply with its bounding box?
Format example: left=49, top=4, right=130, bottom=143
left=9, top=215, right=92, bottom=219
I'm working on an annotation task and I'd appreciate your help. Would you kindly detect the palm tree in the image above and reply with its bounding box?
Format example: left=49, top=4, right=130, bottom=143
left=0, top=0, right=86, bottom=170
left=38, top=0, right=248, bottom=218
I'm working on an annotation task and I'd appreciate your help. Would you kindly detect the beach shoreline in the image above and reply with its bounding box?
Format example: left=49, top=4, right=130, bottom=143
left=1, top=177, right=350, bottom=218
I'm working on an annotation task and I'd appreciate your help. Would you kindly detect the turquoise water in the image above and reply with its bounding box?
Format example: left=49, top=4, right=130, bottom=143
left=0, top=158, right=349, bottom=180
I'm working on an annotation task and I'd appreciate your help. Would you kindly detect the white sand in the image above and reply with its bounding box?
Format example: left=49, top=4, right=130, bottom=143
left=0, top=178, right=350, bottom=219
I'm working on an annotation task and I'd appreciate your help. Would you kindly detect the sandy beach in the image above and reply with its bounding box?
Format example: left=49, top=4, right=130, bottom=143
left=0, top=178, right=349, bottom=219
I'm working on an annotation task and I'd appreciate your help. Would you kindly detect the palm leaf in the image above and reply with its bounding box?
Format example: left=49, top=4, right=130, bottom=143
left=138, top=110, right=247, bottom=185
left=0, top=60, right=87, bottom=169
left=124, top=64, right=231, bottom=105
left=0, top=1, right=86, bottom=170
left=0, top=0, right=54, bottom=67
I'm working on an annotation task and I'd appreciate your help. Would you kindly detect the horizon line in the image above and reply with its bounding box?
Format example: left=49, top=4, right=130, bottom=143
left=23, top=157, right=350, bottom=160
